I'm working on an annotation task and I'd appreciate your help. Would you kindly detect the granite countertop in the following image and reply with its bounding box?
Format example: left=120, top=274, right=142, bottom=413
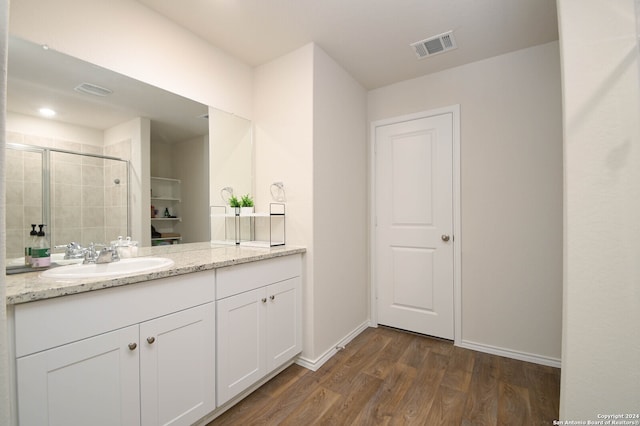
left=5, top=243, right=305, bottom=305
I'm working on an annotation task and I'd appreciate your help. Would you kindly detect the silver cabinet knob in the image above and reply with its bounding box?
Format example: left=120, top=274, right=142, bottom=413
left=147, top=337, right=155, bottom=344
left=270, top=295, right=275, bottom=301
left=262, top=298, right=267, bottom=303
left=441, top=234, right=450, bottom=242
left=128, top=343, right=137, bottom=351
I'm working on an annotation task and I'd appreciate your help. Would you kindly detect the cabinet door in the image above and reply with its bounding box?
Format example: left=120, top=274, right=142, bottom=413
left=266, top=277, right=302, bottom=372
left=216, top=288, right=266, bottom=405
left=17, top=325, right=140, bottom=426
left=139, top=303, right=215, bottom=426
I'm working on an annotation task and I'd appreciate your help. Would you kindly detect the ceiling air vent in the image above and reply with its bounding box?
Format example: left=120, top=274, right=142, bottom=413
left=74, top=82, right=113, bottom=97
left=410, top=31, right=457, bottom=59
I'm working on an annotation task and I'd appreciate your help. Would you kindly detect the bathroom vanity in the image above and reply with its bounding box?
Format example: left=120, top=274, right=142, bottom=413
left=5, top=243, right=305, bottom=426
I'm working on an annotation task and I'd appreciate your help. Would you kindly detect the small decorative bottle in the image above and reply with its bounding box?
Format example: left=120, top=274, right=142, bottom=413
left=30, top=224, right=51, bottom=268
left=25, top=224, right=38, bottom=265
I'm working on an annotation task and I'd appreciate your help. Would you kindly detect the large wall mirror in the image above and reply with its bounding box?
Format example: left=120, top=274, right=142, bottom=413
left=5, top=36, right=253, bottom=264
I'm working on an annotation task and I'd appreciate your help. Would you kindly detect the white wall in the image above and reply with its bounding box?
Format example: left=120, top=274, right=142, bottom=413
left=9, top=0, right=253, bottom=119
left=312, top=46, right=368, bottom=359
left=173, top=135, right=209, bottom=243
left=6, top=112, right=103, bottom=145
left=254, top=43, right=368, bottom=364
left=557, top=0, right=640, bottom=419
left=369, top=42, right=564, bottom=362
left=150, top=141, right=173, bottom=178
left=105, top=117, right=150, bottom=245
left=254, top=44, right=316, bottom=357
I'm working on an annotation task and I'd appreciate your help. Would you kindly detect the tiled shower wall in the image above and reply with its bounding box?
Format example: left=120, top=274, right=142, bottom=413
left=5, top=131, right=129, bottom=259
left=5, top=145, right=43, bottom=259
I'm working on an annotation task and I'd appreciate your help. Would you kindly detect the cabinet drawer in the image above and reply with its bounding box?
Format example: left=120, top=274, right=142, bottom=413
left=14, top=270, right=215, bottom=358
left=216, top=254, right=301, bottom=300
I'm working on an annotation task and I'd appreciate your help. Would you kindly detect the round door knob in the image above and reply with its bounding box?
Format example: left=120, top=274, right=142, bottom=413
left=147, top=337, right=156, bottom=344
left=128, top=343, right=137, bottom=351
left=441, top=234, right=450, bottom=242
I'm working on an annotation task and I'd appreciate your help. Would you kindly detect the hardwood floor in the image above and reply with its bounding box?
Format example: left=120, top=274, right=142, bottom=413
left=208, top=326, right=560, bottom=425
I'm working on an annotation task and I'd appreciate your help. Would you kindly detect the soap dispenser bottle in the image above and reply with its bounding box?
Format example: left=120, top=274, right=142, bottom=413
left=25, top=224, right=38, bottom=265
left=30, top=224, right=51, bottom=268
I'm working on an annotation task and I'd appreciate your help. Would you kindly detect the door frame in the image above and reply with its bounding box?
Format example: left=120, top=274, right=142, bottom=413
left=369, top=105, right=462, bottom=345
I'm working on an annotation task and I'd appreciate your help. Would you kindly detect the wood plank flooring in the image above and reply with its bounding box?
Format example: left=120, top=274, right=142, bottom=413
left=208, top=326, right=560, bottom=425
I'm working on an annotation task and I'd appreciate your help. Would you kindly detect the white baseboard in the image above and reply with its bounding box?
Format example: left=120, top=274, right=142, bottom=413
left=458, top=339, right=561, bottom=368
left=296, top=320, right=371, bottom=371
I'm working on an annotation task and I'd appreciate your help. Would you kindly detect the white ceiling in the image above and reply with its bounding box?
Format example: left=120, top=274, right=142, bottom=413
left=7, top=1, right=558, bottom=141
left=137, top=0, right=559, bottom=89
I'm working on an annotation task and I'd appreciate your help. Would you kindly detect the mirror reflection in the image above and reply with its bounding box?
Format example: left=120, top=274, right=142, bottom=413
left=6, top=143, right=129, bottom=261
left=5, top=36, right=253, bottom=265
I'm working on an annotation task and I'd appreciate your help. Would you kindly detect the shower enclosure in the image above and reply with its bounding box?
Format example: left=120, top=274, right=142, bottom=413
left=5, top=143, right=129, bottom=260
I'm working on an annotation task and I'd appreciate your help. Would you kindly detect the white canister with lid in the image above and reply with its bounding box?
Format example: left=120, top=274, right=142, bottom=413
left=111, top=236, right=139, bottom=258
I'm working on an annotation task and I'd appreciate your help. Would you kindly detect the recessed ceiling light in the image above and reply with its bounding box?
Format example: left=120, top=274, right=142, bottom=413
left=38, top=108, right=56, bottom=118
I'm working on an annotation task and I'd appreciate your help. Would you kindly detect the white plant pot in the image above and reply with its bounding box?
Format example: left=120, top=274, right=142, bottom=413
left=240, top=207, right=254, bottom=216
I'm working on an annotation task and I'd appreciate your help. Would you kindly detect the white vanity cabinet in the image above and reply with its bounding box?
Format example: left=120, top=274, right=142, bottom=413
left=13, top=271, right=216, bottom=426
left=215, top=254, right=302, bottom=406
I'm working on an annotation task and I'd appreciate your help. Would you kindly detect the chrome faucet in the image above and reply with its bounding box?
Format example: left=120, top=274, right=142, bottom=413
left=83, top=243, right=120, bottom=264
left=96, top=245, right=120, bottom=264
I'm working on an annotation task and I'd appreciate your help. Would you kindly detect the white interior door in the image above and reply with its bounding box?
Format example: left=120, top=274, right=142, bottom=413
left=375, top=112, right=454, bottom=339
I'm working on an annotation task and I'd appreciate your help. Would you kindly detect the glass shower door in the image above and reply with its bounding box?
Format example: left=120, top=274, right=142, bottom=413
left=50, top=151, right=129, bottom=249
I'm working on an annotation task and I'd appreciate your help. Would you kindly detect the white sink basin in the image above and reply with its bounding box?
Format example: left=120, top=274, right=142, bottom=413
left=40, top=257, right=175, bottom=280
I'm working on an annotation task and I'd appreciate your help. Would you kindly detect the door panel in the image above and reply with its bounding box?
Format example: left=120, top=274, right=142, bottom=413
left=140, top=303, right=215, bottom=426
left=16, top=326, right=140, bottom=426
left=391, top=130, right=435, bottom=225
left=216, top=288, right=266, bottom=405
left=391, top=247, right=434, bottom=311
left=266, top=277, right=302, bottom=371
left=376, top=113, right=454, bottom=339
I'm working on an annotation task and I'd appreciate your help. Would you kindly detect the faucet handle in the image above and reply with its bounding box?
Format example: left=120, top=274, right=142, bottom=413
left=55, top=242, right=87, bottom=259
left=83, top=242, right=99, bottom=264
left=109, top=243, right=121, bottom=262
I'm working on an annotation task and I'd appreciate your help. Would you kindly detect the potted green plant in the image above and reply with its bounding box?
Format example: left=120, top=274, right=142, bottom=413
left=228, top=195, right=241, bottom=215
left=240, top=194, right=254, bottom=215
